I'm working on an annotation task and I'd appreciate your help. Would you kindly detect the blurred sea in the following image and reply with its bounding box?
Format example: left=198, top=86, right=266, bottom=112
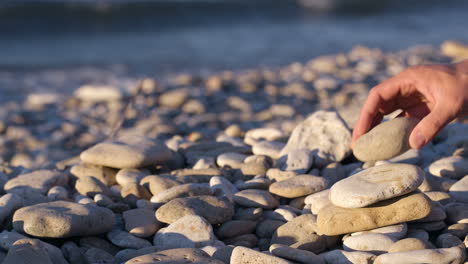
left=1, top=0, right=468, bottom=73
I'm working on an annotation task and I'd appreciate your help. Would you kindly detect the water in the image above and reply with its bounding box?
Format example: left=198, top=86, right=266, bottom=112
left=1, top=0, right=468, bottom=73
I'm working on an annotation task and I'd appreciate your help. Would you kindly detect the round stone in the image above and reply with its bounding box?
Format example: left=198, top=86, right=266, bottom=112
left=269, top=175, right=328, bottom=198
left=233, top=189, right=278, bottom=209
left=353, top=117, right=418, bottom=162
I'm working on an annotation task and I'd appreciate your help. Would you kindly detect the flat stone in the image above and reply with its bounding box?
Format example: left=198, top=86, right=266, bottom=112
left=388, top=238, right=433, bottom=252
left=107, top=229, right=152, bottom=249
left=233, top=207, right=263, bottom=221
left=436, top=233, right=463, bottom=248
left=269, top=175, right=328, bottom=198
left=320, top=250, right=376, bottom=264
left=445, top=223, right=468, bottom=239
left=230, top=246, right=294, bottom=264
left=353, top=117, right=418, bottom=162
left=156, top=195, right=234, bottom=224
left=216, top=220, right=257, bottom=239
left=74, top=84, right=124, bottom=101
left=3, top=238, right=53, bottom=264
left=351, top=223, right=407, bottom=240
left=80, top=135, right=172, bottom=169
left=281, top=111, right=352, bottom=167
left=223, top=234, right=258, bottom=248
left=271, top=214, right=326, bottom=253
left=373, top=245, right=466, bottom=264
left=343, top=233, right=396, bottom=254
left=317, top=193, right=432, bottom=236
left=4, top=170, right=67, bottom=194
left=428, top=156, right=468, bottom=179
left=13, top=201, right=115, bottom=238
left=266, top=169, right=297, bottom=182
left=449, top=175, right=468, bottom=203
left=330, top=163, right=425, bottom=208
left=244, top=128, right=285, bottom=145
left=75, top=176, right=112, bottom=198
left=123, top=208, right=161, bottom=238
left=269, top=244, right=325, bottom=264
left=233, top=189, right=278, bottom=209
left=153, top=215, right=215, bottom=250
left=125, top=248, right=224, bottom=264
left=277, top=149, right=314, bottom=174
left=150, top=183, right=213, bottom=207
left=263, top=208, right=297, bottom=222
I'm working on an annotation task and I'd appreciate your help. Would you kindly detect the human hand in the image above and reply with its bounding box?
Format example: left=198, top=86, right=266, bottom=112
left=352, top=60, right=468, bottom=149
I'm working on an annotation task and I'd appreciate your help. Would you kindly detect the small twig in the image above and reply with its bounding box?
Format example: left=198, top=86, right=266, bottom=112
left=107, top=79, right=144, bottom=140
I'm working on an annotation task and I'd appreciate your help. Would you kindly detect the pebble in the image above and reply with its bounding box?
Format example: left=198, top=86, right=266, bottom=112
left=280, top=111, right=352, bottom=167
left=321, top=162, right=346, bottom=185
left=121, top=183, right=152, bottom=206
left=223, top=233, right=258, bottom=248
left=84, top=248, right=116, bottom=264
left=320, top=250, right=376, bottom=264
left=94, top=194, right=113, bottom=206
left=216, top=220, right=257, bottom=239
left=244, top=128, right=284, bottom=145
left=271, top=214, right=326, bottom=253
left=277, top=149, right=314, bottom=174
left=47, top=186, right=68, bottom=201
left=263, top=208, right=297, bottom=222
left=436, top=233, right=463, bottom=248
left=269, top=174, right=328, bottom=198
left=116, top=168, right=148, bottom=185
left=150, top=183, right=213, bottom=207
left=155, top=195, right=235, bottom=224
left=343, top=233, right=396, bottom=254
left=256, top=219, right=285, bottom=238
left=4, top=170, right=67, bottom=194
left=266, top=168, right=297, bottom=182
left=233, top=189, right=279, bottom=209
left=351, top=223, right=407, bottom=240
left=269, top=244, right=325, bottom=264
left=304, top=189, right=331, bottom=215
left=329, top=163, right=425, bottom=208
left=353, top=117, right=418, bottom=162
left=13, top=201, right=115, bottom=238
left=153, top=215, right=215, bottom=250
left=107, top=229, right=152, bottom=249
left=235, top=177, right=271, bottom=190
left=209, top=176, right=238, bottom=202
left=444, top=223, right=468, bottom=239
left=252, top=141, right=285, bottom=160
left=74, top=84, right=124, bottom=102
left=80, top=135, right=173, bottom=169
left=445, top=202, right=468, bottom=224
left=216, top=152, right=247, bottom=169
left=373, top=245, right=465, bottom=264
left=140, top=175, right=181, bottom=195
left=0, top=193, right=23, bottom=224
left=80, top=236, right=120, bottom=255
left=424, top=191, right=454, bottom=205
left=448, top=174, right=468, bottom=203
left=428, top=156, right=468, bottom=179
left=123, top=208, right=161, bottom=238
left=61, top=241, right=85, bottom=264
left=75, top=175, right=112, bottom=198
left=317, top=193, right=432, bottom=235
left=3, top=238, right=53, bottom=264
left=233, top=207, right=263, bottom=221
left=70, top=163, right=117, bottom=186
left=125, top=248, right=223, bottom=264
left=388, top=238, right=433, bottom=252
left=230, top=246, right=294, bottom=264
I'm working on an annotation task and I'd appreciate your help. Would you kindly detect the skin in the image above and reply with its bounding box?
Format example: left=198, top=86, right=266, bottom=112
left=352, top=59, right=468, bottom=149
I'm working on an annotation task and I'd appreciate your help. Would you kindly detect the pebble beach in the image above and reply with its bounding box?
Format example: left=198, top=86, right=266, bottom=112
left=0, top=41, right=467, bottom=263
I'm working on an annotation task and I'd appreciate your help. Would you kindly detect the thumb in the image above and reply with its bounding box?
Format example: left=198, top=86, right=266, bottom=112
left=409, top=105, right=453, bottom=149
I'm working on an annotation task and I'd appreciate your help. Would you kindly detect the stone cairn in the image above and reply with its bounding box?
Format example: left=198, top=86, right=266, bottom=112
left=0, top=45, right=467, bottom=263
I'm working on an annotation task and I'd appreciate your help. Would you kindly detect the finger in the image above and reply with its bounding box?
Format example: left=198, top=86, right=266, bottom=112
left=352, top=79, right=401, bottom=145
left=409, top=104, right=455, bottom=149
left=401, top=104, right=431, bottom=119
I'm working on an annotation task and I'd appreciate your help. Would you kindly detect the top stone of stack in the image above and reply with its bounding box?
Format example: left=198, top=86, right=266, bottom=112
left=353, top=117, right=419, bottom=162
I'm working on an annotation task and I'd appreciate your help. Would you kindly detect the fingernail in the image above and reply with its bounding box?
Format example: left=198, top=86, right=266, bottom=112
left=411, top=130, right=426, bottom=149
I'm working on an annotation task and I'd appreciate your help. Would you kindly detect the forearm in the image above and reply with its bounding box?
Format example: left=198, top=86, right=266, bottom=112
left=454, top=59, right=468, bottom=117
